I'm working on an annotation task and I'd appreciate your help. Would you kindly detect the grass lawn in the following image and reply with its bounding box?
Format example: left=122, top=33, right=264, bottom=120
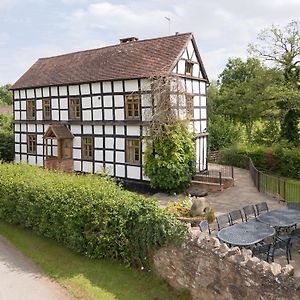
left=0, top=221, right=190, bottom=300
left=260, top=173, right=300, bottom=202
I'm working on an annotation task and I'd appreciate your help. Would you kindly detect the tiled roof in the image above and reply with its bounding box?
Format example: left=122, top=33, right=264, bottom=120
left=44, top=124, right=74, bottom=139
left=12, top=33, right=206, bottom=89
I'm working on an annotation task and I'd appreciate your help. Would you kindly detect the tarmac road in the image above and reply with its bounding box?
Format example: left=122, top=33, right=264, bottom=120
left=0, top=235, right=71, bottom=300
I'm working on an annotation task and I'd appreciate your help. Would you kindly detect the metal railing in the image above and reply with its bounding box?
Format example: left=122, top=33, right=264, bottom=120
left=198, top=163, right=234, bottom=186
left=249, top=157, right=300, bottom=202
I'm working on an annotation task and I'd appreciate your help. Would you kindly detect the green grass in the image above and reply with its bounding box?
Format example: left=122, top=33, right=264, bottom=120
left=260, top=173, right=300, bottom=201
left=0, top=221, right=190, bottom=300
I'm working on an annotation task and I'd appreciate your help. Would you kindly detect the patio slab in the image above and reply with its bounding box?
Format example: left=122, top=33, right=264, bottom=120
left=206, top=167, right=284, bottom=215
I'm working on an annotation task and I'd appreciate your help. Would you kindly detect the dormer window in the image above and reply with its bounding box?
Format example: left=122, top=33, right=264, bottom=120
left=185, top=61, right=194, bottom=76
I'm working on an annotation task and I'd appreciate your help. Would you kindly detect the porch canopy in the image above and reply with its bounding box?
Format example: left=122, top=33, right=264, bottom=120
left=43, top=124, right=74, bottom=160
left=43, top=124, right=74, bottom=140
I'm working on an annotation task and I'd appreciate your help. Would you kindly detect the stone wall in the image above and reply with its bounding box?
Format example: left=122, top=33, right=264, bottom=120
left=153, top=232, right=300, bottom=300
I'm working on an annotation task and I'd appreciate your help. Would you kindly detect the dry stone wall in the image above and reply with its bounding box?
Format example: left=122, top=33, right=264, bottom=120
left=153, top=231, right=300, bottom=300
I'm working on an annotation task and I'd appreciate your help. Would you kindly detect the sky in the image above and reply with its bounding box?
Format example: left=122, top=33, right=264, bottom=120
left=0, top=0, right=299, bottom=86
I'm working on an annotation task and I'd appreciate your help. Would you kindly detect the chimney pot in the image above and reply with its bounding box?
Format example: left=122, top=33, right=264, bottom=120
left=120, top=37, right=139, bottom=44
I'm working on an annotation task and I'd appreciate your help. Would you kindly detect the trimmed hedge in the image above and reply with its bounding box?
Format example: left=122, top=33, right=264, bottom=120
left=219, top=145, right=300, bottom=179
left=0, top=163, right=188, bottom=267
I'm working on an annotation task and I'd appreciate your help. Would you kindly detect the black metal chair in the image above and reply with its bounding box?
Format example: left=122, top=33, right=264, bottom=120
left=216, top=214, right=230, bottom=231
left=199, top=220, right=211, bottom=234
left=242, top=205, right=257, bottom=222
left=252, top=236, right=292, bottom=264
left=252, top=241, right=272, bottom=261
left=229, top=209, right=244, bottom=225
left=280, top=227, right=300, bottom=256
left=255, top=202, right=269, bottom=215
left=269, top=236, right=292, bottom=264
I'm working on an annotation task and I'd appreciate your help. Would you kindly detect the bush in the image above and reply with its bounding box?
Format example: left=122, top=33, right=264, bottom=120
left=0, top=113, right=13, bottom=162
left=144, top=123, right=196, bottom=193
left=208, top=115, right=241, bottom=151
left=218, top=147, right=249, bottom=169
left=0, top=131, right=14, bottom=161
left=219, top=144, right=300, bottom=179
left=0, top=163, right=188, bottom=268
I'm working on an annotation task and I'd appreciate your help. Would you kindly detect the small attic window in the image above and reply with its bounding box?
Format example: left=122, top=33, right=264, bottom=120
left=185, top=61, right=194, bottom=76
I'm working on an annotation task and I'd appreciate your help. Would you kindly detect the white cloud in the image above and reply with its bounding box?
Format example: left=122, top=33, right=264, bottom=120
left=1, top=0, right=299, bottom=85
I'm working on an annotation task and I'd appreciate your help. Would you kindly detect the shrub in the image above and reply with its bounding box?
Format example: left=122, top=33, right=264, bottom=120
left=0, top=131, right=14, bottom=161
left=0, top=163, right=188, bottom=268
left=219, top=144, right=300, bottom=179
left=144, top=123, right=196, bottom=193
left=218, top=147, right=249, bottom=169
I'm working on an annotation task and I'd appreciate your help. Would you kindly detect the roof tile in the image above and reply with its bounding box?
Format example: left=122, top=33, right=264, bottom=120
left=12, top=33, right=194, bottom=89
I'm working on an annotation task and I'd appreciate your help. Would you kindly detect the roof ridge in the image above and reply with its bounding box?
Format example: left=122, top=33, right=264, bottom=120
left=39, top=32, right=193, bottom=61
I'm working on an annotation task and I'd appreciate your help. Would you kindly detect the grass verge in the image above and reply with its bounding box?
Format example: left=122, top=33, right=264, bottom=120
left=0, top=221, right=190, bottom=300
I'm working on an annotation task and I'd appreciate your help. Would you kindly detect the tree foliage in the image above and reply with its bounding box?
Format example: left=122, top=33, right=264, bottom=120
left=216, top=58, right=281, bottom=141
left=249, top=21, right=300, bottom=144
left=0, top=84, right=13, bottom=105
left=248, top=21, right=300, bottom=85
left=0, top=113, right=13, bottom=161
left=208, top=115, right=241, bottom=151
left=144, top=123, right=196, bottom=193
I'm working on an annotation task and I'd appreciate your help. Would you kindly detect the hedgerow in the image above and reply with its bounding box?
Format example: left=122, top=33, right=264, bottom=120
left=0, top=163, right=188, bottom=268
left=219, top=144, right=300, bottom=179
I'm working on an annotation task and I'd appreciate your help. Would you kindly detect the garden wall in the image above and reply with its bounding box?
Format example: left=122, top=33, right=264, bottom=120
left=153, top=231, right=299, bottom=300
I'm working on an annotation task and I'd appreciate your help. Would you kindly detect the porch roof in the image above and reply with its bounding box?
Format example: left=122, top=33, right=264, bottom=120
left=44, top=124, right=74, bottom=140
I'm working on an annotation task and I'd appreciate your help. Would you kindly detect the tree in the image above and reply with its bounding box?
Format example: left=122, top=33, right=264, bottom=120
left=0, top=84, right=13, bottom=105
left=249, top=21, right=300, bottom=144
left=217, top=58, right=280, bottom=141
left=207, top=83, right=241, bottom=150
left=208, top=115, right=241, bottom=151
left=0, top=113, right=13, bottom=161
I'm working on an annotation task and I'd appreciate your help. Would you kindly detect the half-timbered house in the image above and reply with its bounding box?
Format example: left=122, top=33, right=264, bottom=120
left=12, top=33, right=209, bottom=183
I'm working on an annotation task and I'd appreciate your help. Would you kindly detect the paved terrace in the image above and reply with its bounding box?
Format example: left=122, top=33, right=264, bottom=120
left=155, top=167, right=284, bottom=212
left=155, top=167, right=300, bottom=278
left=207, top=167, right=284, bottom=214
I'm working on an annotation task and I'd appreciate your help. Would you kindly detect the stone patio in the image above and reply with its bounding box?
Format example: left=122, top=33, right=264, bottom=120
left=153, top=166, right=300, bottom=279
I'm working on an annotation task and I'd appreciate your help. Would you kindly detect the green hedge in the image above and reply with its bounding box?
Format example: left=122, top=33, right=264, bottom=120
left=0, top=163, right=188, bottom=267
left=219, top=145, right=300, bottom=179
left=0, top=131, right=14, bottom=162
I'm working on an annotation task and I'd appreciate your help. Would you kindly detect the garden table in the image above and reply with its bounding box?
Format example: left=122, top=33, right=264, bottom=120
left=217, top=221, right=275, bottom=247
left=257, top=208, right=300, bottom=228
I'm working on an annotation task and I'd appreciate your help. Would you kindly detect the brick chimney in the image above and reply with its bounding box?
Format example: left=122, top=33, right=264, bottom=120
left=120, top=37, right=139, bottom=44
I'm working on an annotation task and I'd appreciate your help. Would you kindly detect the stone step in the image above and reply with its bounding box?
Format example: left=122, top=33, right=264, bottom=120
left=191, top=180, right=223, bottom=192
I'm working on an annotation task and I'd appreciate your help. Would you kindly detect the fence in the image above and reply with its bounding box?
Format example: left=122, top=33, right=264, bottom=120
left=249, top=158, right=300, bottom=203
left=198, top=163, right=234, bottom=187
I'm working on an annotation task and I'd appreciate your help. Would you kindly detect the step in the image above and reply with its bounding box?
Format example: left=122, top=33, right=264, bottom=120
left=191, top=180, right=222, bottom=186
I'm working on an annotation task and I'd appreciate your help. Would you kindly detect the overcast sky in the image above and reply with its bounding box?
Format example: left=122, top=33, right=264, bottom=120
left=0, top=0, right=299, bottom=86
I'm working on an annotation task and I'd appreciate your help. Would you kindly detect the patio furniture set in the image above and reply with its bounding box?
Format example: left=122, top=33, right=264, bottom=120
left=199, top=202, right=300, bottom=264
